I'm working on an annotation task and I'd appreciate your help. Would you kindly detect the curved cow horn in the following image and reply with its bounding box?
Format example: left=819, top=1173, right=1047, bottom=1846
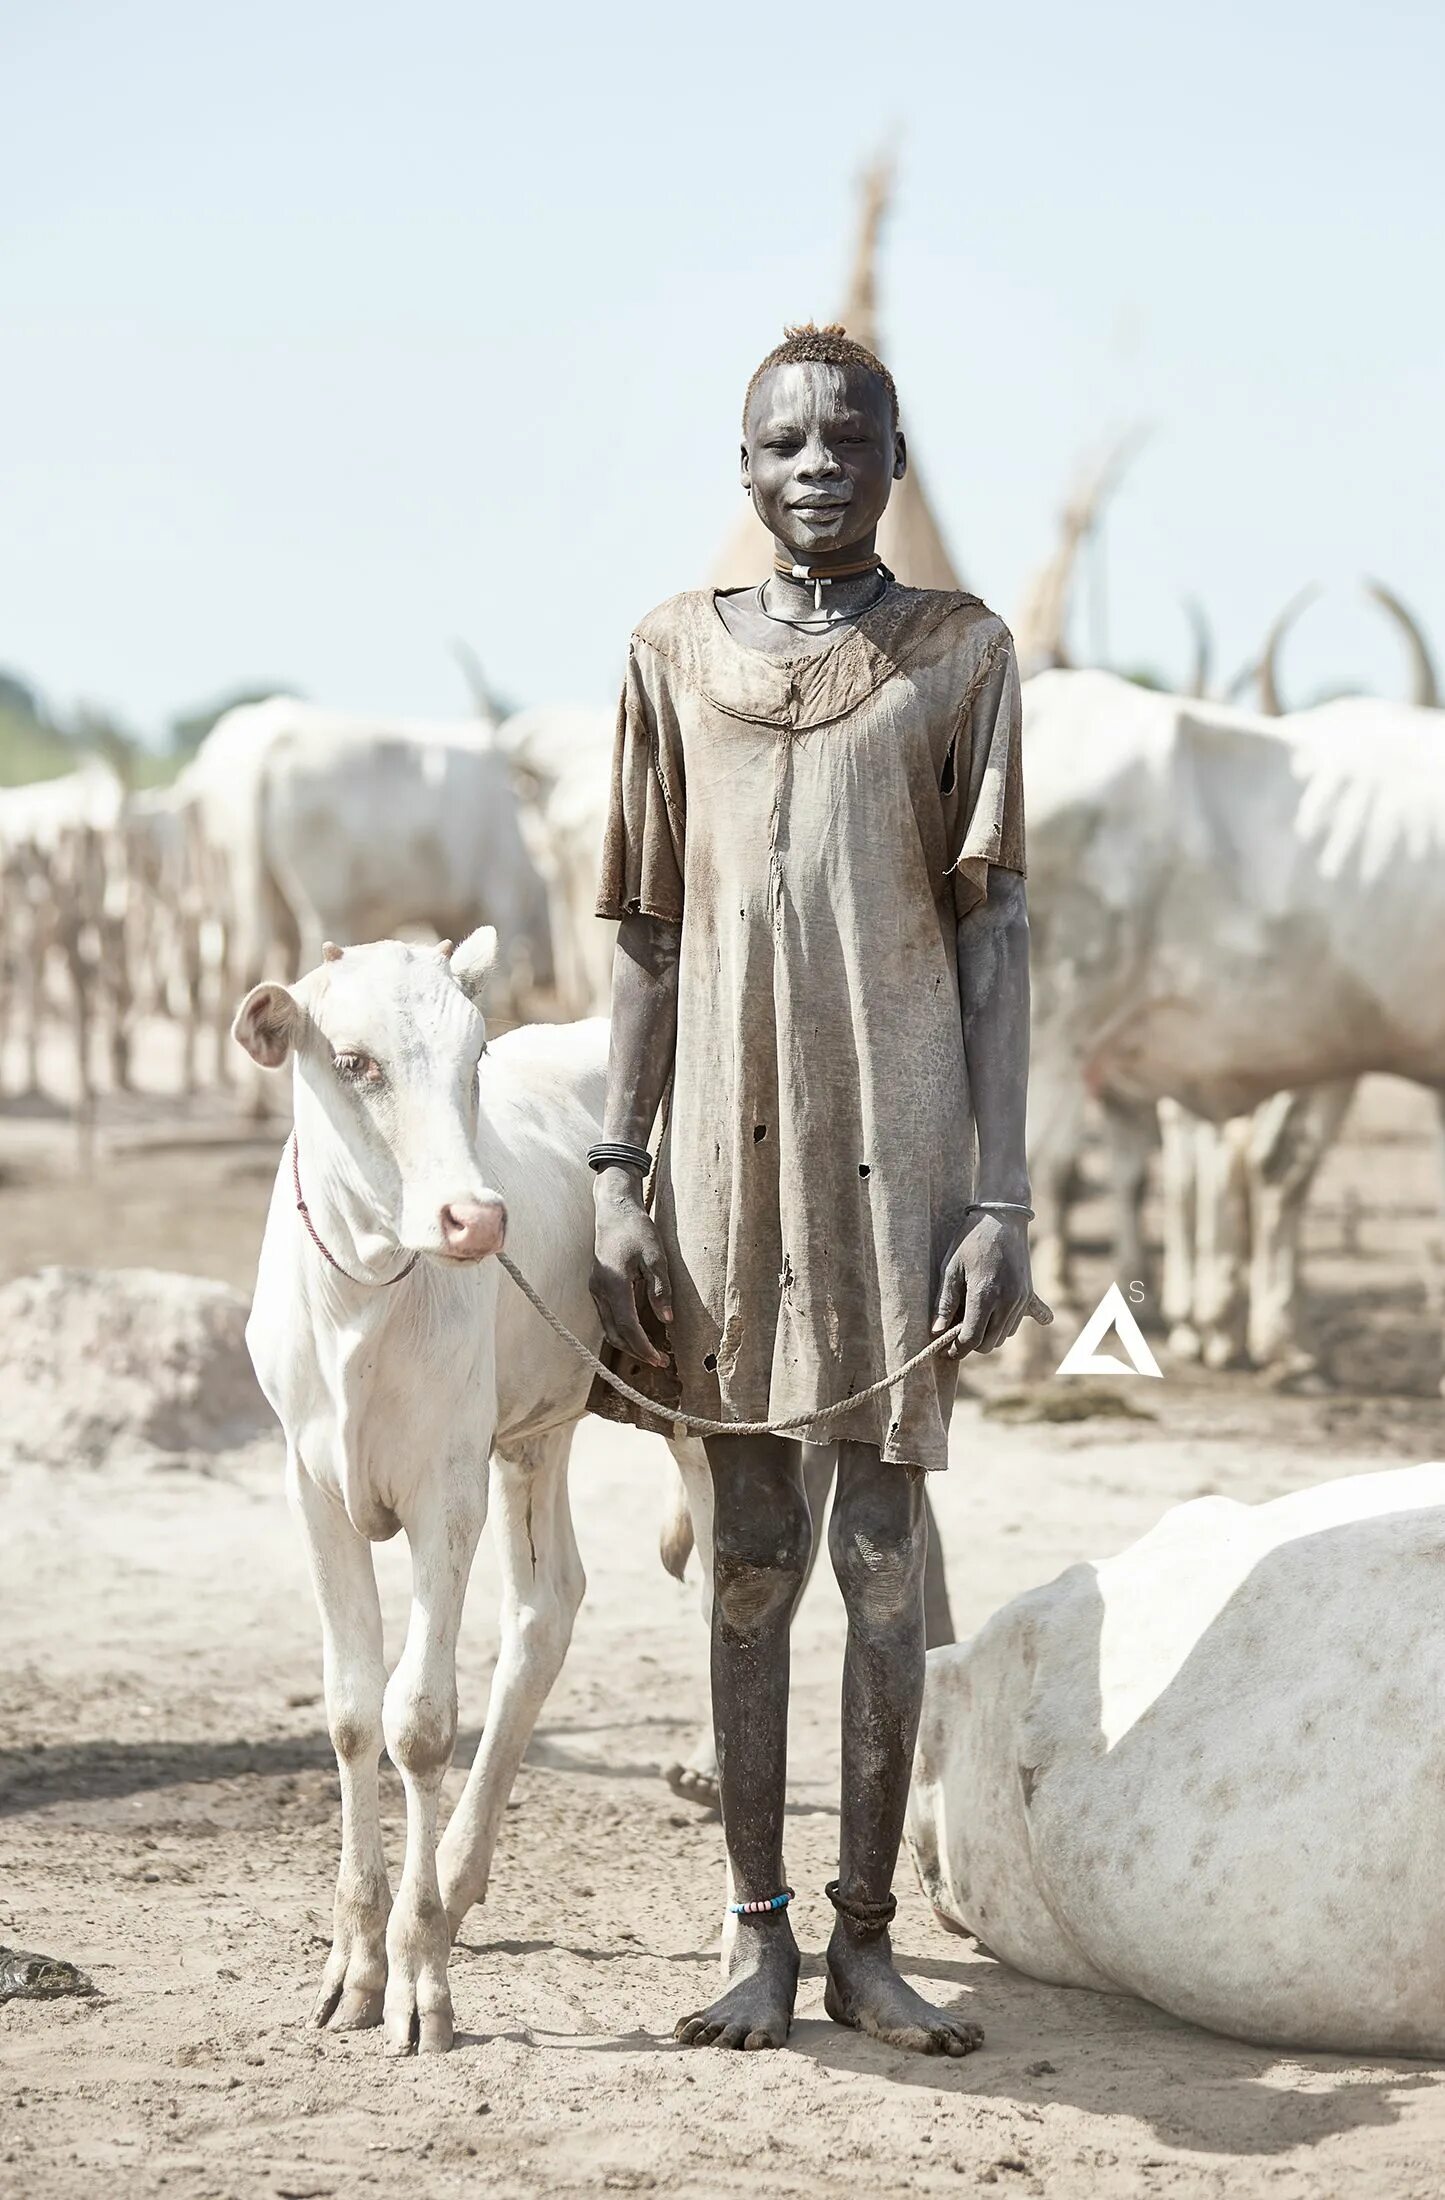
left=450, top=638, right=501, bottom=728
left=1013, top=423, right=1150, bottom=674
left=1182, top=596, right=1213, bottom=699
left=1255, top=585, right=1320, bottom=717
left=1363, top=579, right=1441, bottom=711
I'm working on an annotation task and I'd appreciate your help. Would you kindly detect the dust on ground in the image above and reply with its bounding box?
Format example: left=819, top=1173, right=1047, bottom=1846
left=3, top=1068, right=1445, bottom=2199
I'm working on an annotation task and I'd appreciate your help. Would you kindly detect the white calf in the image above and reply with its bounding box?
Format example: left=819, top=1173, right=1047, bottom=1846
left=907, top=1463, right=1445, bottom=2054
left=236, top=931, right=703, bottom=2053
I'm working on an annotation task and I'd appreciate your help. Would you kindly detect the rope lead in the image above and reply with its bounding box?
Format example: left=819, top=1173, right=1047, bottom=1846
left=495, top=1251, right=1052, bottom=1444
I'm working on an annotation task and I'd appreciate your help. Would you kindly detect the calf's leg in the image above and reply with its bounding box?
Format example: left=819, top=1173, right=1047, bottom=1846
left=384, top=1470, right=488, bottom=2054
left=438, top=1429, right=584, bottom=1937
left=288, top=1460, right=390, bottom=2032
left=664, top=1436, right=720, bottom=1804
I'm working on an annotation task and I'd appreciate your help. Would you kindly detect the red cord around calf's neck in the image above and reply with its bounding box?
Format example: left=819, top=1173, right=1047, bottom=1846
left=291, top=1134, right=419, bottom=1289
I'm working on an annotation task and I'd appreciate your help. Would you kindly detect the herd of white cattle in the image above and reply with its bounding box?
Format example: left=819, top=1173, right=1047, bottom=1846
left=6, top=661, right=1442, bottom=1376
left=0, top=700, right=558, bottom=1113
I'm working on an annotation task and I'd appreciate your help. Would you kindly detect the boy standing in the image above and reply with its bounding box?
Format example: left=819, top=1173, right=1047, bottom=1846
left=590, top=324, right=1035, bottom=2055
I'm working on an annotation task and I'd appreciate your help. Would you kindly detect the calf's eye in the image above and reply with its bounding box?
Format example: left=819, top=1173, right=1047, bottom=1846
left=334, top=1051, right=382, bottom=1085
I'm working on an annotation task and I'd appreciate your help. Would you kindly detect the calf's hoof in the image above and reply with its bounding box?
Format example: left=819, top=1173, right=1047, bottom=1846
left=384, top=1907, right=455, bottom=2055
left=664, top=1721, right=720, bottom=1813
left=311, top=1925, right=387, bottom=2032
left=315, top=1982, right=384, bottom=2032
left=383, top=1978, right=455, bottom=2056
left=664, top=1760, right=720, bottom=1814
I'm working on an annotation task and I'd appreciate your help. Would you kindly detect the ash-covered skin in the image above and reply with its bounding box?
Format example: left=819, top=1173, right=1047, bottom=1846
left=663, top=1446, right=960, bottom=1815
left=593, top=347, right=1033, bottom=2054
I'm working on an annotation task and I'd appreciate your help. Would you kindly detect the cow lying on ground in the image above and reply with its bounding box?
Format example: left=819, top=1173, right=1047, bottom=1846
left=906, top=1462, right=1445, bottom=2054
left=234, top=932, right=709, bottom=2053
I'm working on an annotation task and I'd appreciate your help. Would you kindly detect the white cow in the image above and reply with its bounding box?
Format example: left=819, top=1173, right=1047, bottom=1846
left=493, top=705, right=616, bottom=1017
left=1024, top=672, right=1445, bottom=1360
left=907, top=1463, right=1445, bottom=2054
left=0, top=758, right=125, bottom=853
left=235, top=934, right=710, bottom=2053
left=182, top=700, right=555, bottom=1021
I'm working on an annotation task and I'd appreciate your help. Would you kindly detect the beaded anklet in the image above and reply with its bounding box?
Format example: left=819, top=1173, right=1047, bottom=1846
left=824, top=1880, right=898, bottom=1938
left=727, top=1887, right=794, bottom=1917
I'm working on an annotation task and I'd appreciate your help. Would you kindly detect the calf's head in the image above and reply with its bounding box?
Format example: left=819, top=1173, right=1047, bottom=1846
left=232, top=930, right=507, bottom=1261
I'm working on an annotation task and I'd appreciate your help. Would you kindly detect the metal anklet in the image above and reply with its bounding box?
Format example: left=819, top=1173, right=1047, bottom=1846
left=824, top=1880, right=897, bottom=1936
left=967, top=1199, right=1035, bottom=1219
left=728, top=1887, right=794, bottom=1916
left=587, top=1140, right=652, bottom=1176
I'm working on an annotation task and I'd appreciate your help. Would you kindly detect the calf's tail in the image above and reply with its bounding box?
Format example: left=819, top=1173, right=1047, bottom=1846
left=659, top=1465, right=695, bottom=1581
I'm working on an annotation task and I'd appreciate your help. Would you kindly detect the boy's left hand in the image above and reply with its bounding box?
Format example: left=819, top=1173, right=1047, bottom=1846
left=932, top=1212, right=1034, bottom=1358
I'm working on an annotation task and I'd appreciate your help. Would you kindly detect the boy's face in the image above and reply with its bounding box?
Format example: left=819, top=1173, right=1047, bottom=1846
left=741, top=361, right=907, bottom=562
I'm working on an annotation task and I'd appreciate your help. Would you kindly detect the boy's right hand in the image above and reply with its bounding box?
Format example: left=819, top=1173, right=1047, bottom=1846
left=590, top=1173, right=675, bottom=1368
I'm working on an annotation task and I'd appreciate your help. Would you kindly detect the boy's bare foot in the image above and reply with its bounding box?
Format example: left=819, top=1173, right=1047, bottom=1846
left=674, top=1918, right=800, bottom=2051
left=825, top=1924, right=983, bottom=2058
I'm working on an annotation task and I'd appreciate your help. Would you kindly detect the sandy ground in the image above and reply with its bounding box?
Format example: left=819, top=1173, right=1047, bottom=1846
left=5, top=1055, right=1445, bottom=2199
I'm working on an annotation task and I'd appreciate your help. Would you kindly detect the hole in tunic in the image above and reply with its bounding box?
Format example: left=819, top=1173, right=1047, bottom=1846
left=703, top=1352, right=718, bottom=1373
left=754, top=1123, right=768, bottom=1142
left=940, top=732, right=958, bottom=796
left=858, top=1163, right=871, bottom=1179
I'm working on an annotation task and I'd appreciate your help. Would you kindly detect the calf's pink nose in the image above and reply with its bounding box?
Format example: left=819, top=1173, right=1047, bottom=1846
left=439, top=1197, right=507, bottom=1259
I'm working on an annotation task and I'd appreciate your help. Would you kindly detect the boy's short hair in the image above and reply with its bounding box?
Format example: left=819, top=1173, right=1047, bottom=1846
left=743, top=322, right=899, bottom=433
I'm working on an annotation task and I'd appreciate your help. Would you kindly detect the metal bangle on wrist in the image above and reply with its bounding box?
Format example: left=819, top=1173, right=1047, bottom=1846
left=587, top=1140, right=653, bottom=1177
left=967, top=1198, right=1034, bottom=1220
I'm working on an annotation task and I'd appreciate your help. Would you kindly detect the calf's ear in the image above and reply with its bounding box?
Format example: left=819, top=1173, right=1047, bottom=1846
left=449, top=925, right=498, bottom=1008
left=232, top=981, right=302, bottom=1069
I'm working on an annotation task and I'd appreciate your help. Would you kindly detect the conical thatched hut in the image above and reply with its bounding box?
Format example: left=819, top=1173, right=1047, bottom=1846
left=711, top=153, right=963, bottom=591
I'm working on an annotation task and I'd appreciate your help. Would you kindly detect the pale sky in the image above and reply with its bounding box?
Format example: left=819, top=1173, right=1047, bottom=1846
left=3, top=0, right=1441, bottom=738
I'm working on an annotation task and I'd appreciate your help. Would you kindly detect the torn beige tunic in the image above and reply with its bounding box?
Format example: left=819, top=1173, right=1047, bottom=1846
left=596, top=586, right=1026, bottom=1472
